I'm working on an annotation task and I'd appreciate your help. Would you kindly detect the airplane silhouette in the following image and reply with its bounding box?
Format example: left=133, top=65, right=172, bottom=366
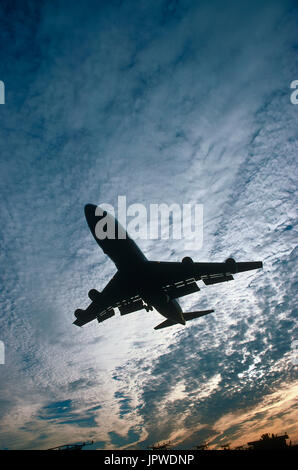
left=73, top=205, right=263, bottom=330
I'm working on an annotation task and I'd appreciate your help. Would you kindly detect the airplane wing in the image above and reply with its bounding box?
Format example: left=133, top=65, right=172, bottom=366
left=146, top=258, right=263, bottom=296
left=74, top=258, right=262, bottom=327
left=73, top=272, right=143, bottom=327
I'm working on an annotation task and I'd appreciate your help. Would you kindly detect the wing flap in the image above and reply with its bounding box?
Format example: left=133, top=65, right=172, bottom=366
left=97, top=308, right=115, bottom=323
left=203, top=274, right=233, bottom=285
left=163, top=280, right=199, bottom=299
left=119, top=298, right=144, bottom=315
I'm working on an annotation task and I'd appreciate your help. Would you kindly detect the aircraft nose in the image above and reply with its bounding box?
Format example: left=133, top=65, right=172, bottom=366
left=84, top=204, right=98, bottom=230
left=84, top=204, right=97, bottom=218
left=84, top=204, right=108, bottom=229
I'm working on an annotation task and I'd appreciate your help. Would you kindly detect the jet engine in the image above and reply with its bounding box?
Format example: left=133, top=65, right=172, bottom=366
left=74, top=308, right=85, bottom=319
left=88, top=289, right=101, bottom=302
left=225, top=257, right=237, bottom=272
left=182, top=256, right=194, bottom=265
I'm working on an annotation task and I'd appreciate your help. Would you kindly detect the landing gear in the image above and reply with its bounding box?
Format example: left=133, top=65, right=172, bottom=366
left=144, top=303, right=153, bottom=312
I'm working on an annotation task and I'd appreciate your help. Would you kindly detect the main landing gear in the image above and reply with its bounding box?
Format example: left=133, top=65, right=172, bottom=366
left=144, top=303, right=153, bottom=312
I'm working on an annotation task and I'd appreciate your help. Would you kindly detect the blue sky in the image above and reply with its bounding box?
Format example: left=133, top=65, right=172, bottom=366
left=0, top=0, right=297, bottom=449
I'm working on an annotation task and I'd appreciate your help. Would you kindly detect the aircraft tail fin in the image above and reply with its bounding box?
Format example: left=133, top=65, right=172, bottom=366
left=154, top=309, right=214, bottom=330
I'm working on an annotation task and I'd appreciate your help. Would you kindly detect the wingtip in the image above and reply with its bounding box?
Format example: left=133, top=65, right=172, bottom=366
left=254, top=261, right=263, bottom=270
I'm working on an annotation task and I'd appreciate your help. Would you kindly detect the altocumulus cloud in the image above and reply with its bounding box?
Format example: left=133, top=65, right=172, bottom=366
left=0, top=0, right=297, bottom=449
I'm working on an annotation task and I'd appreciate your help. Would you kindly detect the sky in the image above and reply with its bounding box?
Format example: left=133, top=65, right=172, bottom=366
left=0, top=0, right=297, bottom=450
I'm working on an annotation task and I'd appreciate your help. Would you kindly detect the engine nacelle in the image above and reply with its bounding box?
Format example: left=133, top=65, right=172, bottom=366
left=182, top=256, right=194, bottom=265
left=225, top=257, right=237, bottom=273
left=74, top=308, right=85, bottom=319
left=88, top=289, right=101, bottom=302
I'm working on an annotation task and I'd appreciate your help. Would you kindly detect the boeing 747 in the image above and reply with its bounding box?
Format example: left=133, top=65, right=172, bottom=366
left=73, top=205, right=263, bottom=330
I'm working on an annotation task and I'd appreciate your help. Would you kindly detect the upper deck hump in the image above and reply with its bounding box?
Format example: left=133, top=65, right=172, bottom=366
left=84, top=204, right=147, bottom=270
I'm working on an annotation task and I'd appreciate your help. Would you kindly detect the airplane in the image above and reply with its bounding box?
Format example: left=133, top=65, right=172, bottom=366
left=73, top=204, right=263, bottom=330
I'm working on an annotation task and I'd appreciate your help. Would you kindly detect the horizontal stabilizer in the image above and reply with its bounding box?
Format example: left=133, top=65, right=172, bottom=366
left=183, top=309, right=214, bottom=321
left=154, top=309, right=214, bottom=330
left=154, top=318, right=176, bottom=330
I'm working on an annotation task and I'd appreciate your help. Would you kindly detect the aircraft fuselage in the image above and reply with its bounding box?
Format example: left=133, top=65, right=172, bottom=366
left=85, top=204, right=186, bottom=325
